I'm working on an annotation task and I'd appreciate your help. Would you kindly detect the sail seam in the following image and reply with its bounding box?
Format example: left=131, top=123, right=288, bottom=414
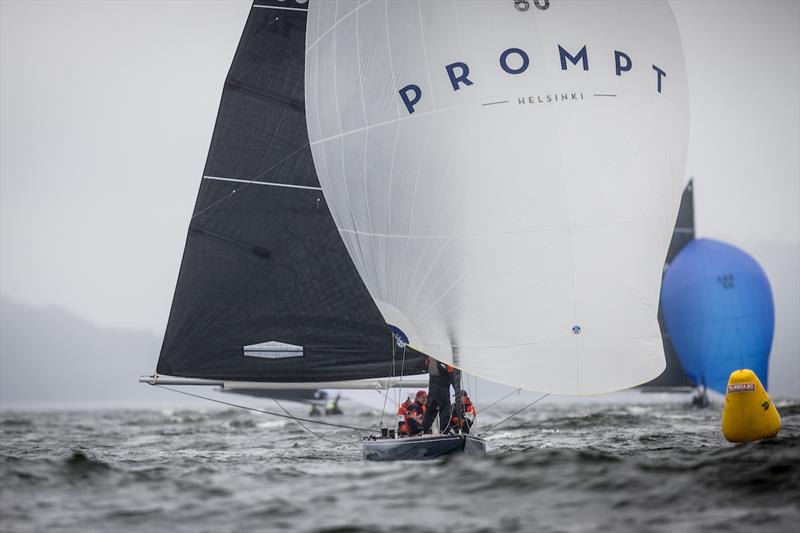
left=192, top=142, right=313, bottom=219
left=304, top=0, right=372, bottom=54
left=404, top=237, right=452, bottom=314
left=337, top=217, right=661, bottom=239
left=412, top=243, right=476, bottom=324
left=330, top=1, right=367, bottom=283
left=253, top=5, right=308, bottom=13
left=203, top=175, right=321, bottom=191
left=309, top=104, right=466, bottom=147
left=383, top=0, right=401, bottom=314
left=397, top=113, right=436, bottom=305
left=421, top=334, right=661, bottom=350
left=355, top=3, right=384, bottom=303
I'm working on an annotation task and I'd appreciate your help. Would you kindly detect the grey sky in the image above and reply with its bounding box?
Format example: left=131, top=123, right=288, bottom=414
left=1, top=1, right=798, bottom=397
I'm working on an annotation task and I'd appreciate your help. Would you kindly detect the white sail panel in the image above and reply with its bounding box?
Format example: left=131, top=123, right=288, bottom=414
left=305, top=0, right=689, bottom=394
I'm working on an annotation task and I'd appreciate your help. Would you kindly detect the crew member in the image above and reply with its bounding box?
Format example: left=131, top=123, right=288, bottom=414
left=404, top=390, right=428, bottom=435
left=422, top=356, right=458, bottom=434
left=325, top=394, right=342, bottom=415
left=450, top=390, right=476, bottom=434
left=396, top=392, right=415, bottom=436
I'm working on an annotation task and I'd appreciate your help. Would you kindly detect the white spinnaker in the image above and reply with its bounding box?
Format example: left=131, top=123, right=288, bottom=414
left=305, top=0, right=689, bottom=395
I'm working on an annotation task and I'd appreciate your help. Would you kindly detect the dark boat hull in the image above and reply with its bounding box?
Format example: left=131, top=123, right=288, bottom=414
left=363, top=434, right=486, bottom=461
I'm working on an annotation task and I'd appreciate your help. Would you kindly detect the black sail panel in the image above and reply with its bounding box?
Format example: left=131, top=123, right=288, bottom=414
left=664, top=179, right=695, bottom=266
left=647, top=179, right=695, bottom=387
left=157, top=1, right=425, bottom=382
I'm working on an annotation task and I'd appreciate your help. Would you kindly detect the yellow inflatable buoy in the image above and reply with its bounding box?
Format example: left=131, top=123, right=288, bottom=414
left=721, top=369, right=781, bottom=443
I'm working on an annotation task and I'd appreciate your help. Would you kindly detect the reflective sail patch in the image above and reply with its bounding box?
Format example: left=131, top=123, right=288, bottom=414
left=243, top=341, right=304, bottom=359
left=727, top=383, right=756, bottom=393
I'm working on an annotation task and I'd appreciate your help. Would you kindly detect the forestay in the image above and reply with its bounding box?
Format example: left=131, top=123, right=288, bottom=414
left=305, top=0, right=689, bottom=394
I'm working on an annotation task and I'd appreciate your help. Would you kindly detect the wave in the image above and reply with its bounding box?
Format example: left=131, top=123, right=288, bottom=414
left=63, top=450, right=111, bottom=475
left=1, top=403, right=798, bottom=533
left=0, top=417, right=33, bottom=427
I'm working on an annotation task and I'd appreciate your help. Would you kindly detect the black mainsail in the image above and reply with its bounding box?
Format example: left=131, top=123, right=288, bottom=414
left=155, top=0, right=425, bottom=383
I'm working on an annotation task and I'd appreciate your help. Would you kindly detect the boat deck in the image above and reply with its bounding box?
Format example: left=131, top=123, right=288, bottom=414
left=362, top=433, right=486, bottom=461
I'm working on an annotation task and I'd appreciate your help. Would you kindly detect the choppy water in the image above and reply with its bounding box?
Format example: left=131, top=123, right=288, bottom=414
left=1, top=395, right=798, bottom=533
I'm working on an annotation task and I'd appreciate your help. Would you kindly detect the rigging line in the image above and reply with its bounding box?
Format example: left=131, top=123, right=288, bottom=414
left=304, top=0, right=370, bottom=54
left=441, top=398, right=459, bottom=435
left=472, top=373, right=479, bottom=433
left=473, top=388, right=523, bottom=424
left=271, top=398, right=358, bottom=445
left=442, top=370, right=470, bottom=435
left=378, top=337, right=395, bottom=428
left=398, top=345, right=407, bottom=407
left=191, top=142, right=311, bottom=220
left=395, top=345, right=399, bottom=408
left=376, top=388, right=400, bottom=410
left=438, top=370, right=463, bottom=436
left=378, top=334, right=395, bottom=427
left=480, top=393, right=549, bottom=435
left=475, top=374, right=479, bottom=433
left=153, top=385, right=373, bottom=433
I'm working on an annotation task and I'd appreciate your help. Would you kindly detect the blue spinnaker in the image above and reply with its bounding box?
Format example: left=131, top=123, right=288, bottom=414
left=661, top=238, right=774, bottom=394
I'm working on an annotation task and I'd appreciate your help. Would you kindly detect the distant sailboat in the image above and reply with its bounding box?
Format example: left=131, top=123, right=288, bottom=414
left=221, top=388, right=326, bottom=403
left=220, top=387, right=328, bottom=405
left=142, top=0, right=689, bottom=461
left=661, top=239, right=775, bottom=402
left=645, top=179, right=775, bottom=406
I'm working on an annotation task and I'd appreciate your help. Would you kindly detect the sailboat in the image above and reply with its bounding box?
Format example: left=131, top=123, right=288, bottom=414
left=142, top=0, right=689, bottom=461
left=645, top=179, right=775, bottom=407
left=219, top=387, right=330, bottom=408
left=661, top=237, right=775, bottom=403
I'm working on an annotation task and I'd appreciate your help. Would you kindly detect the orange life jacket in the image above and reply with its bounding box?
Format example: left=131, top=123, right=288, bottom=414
left=405, top=401, right=426, bottom=425
left=451, top=398, right=476, bottom=428
left=396, top=399, right=412, bottom=434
